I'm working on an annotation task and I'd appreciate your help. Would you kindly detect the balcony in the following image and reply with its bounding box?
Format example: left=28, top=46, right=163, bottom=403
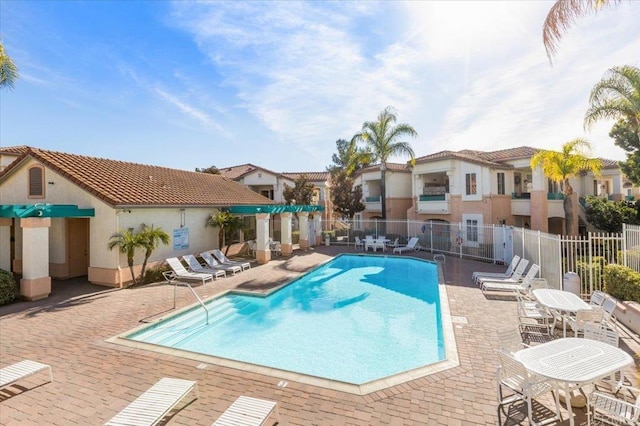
left=547, top=192, right=564, bottom=200
left=419, top=194, right=446, bottom=201
left=364, top=196, right=381, bottom=212
left=365, top=196, right=381, bottom=202
left=511, top=192, right=531, bottom=199
left=626, top=195, right=636, bottom=201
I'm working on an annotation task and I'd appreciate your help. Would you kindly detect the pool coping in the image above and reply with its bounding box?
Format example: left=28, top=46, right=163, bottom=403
left=106, top=254, right=460, bottom=396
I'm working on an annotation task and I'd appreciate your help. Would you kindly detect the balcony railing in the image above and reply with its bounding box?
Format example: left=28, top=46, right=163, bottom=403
left=626, top=195, right=636, bottom=201
left=365, top=196, right=381, bottom=202
left=419, top=194, right=446, bottom=201
left=547, top=192, right=564, bottom=200
left=511, top=192, right=531, bottom=200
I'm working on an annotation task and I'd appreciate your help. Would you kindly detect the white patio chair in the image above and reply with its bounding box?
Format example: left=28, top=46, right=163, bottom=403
left=566, top=308, right=605, bottom=338
left=212, top=395, right=278, bottom=426
left=496, top=326, right=528, bottom=355
left=590, top=290, right=608, bottom=307
left=496, top=350, right=561, bottom=425
left=588, top=389, right=640, bottom=426
left=472, top=255, right=521, bottom=284
left=0, top=360, right=52, bottom=390
left=601, top=297, right=619, bottom=330
left=354, top=236, right=364, bottom=250
left=105, top=377, right=198, bottom=426
left=194, top=253, right=241, bottom=276
left=246, top=240, right=256, bottom=256
left=386, top=237, right=399, bottom=250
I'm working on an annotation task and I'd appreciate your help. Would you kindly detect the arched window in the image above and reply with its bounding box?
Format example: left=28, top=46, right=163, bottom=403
left=28, top=166, right=44, bottom=198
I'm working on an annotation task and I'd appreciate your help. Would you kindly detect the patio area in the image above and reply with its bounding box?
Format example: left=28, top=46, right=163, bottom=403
left=1, top=245, right=639, bottom=425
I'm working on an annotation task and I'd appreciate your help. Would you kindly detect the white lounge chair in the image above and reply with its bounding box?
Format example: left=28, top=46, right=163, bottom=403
left=481, top=263, right=540, bottom=294
left=393, top=237, right=421, bottom=254
left=196, top=252, right=241, bottom=276
left=105, top=377, right=198, bottom=426
left=182, top=254, right=233, bottom=277
left=212, top=395, right=278, bottom=426
left=477, top=258, right=530, bottom=286
left=165, top=257, right=217, bottom=285
left=588, top=389, right=640, bottom=426
left=211, top=249, right=251, bottom=271
left=472, top=255, right=521, bottom=284
left=0, top=360, right=52, bottom=390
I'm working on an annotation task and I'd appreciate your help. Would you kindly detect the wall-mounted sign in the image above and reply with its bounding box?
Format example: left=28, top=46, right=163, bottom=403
left=173, top=227, right=189, bottom=250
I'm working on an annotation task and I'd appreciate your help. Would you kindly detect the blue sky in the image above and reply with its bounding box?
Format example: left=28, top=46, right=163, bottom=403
left=1, top=1, right=638, bottom=173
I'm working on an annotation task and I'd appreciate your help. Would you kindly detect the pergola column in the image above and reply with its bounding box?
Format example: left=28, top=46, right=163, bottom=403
left=299, top=212, right=309, bottom=249
left=0, top=218, right=11, bottom=272
left=20, top=217, right=52, bottom=300
left=313, top=214, right=322, bottom=245
left=280, top=212, right=293, bottom=256
left=255, top=213, right=271, bottom=264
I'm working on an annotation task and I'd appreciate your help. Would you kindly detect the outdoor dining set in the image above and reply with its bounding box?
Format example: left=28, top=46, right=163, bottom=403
left=474, top=255, right=639, bottom=425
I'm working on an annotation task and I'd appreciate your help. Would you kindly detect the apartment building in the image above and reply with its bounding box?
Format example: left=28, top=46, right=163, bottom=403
left=352, top=163, right=413, bottom=221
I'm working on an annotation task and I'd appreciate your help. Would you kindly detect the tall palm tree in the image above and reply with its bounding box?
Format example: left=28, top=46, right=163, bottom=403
left=328, top=138, right=372, bottom=177
left=138, top=224, right=170, bottom=284
left=584, top=65, right=640, bottom=140
left=0, top=40, right=19, bottom=89
left=530, top=138, right=602, bottom=235
left=542, top=0, right=624, bottom=63
left=108, top=229, right=142, bottom=287
left=352, top=107, right=417, bottom=221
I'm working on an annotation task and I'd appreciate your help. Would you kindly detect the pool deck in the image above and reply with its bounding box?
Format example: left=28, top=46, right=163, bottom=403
left=1, top=245, right=639, bottom=425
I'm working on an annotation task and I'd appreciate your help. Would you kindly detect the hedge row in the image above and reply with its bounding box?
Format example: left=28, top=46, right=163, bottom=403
left=603, top=264, right=640, bottom=303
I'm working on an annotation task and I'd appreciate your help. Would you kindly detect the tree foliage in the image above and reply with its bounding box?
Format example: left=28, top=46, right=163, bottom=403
left=108, top=224, right=170, bottom=286
left=610, top=119, right=640, bottom=185
left=195, top=165, right=221, bottom=174
left=531, top=139, right=602, bottom=234
left=542, top=0, right=625, bottom=63
left=0, top=40, right=19, bottom=90
left=585, top=196, right=640, bottom=233
left=327, top=138, right=372, bottom=177
left=283, top=174, right=314, bottom=205
left=351, top=107, right=417, bottom=221
left=206, top=209, right=246, bottom=254
left=330, top=170, right=365, bottom=220
left=585, top=65, right=640, bottom=140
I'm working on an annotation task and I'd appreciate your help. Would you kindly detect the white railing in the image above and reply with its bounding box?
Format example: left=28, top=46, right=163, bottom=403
left=323, top=219, right=635, bottom=297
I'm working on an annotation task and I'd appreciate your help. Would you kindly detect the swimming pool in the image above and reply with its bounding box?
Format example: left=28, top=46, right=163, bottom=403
left=121, top=254, right=458, bottom=393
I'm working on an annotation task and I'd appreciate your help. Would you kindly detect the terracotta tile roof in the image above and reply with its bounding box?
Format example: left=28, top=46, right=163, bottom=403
left=0, top=147, right=274, bottom=207
left=219, top=163, right=285, bottom=180
left=476, top=146, right=539, bottom=161
left=281, top=172, right=330, bottom=182
left=598, top=157, right=620, bottom=168
left=414, top=150, right=513, bottom=169
left=0, top=145, right=30, bottom=155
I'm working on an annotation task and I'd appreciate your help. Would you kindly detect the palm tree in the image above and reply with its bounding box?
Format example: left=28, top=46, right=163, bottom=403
left=542, top=0, right=624, bottom=63
left=328, top=138, right=372, bottom=177
left=207, top=209, right=245, bottom=254
left=530, top=138, right=602, bottom=235
left=352, top=107, right=417, bottom=221
left=137, top=224, right=170, bottom=284
left=0, top=39, right=19, bottom=90
left=585, top=65, right=640, bottom=140
left=108, top=228, right=141, bottom=287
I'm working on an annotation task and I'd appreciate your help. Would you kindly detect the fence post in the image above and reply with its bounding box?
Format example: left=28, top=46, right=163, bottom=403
left=429, top=220, right=433, bottom=253
left=622, top=223, right=628, bottom=268
left=588, top=232, right=593, bottom=295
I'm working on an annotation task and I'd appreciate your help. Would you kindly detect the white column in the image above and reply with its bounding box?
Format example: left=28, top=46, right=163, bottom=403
left=20, top=217, right=52, bottom=300
left=255, top=213, right=271, bottom=264
left=299, top=212, right=309, bottom=249
left=280, top=213, right=293, bottom=256
left=314, top=213, right=322, bottom=245
left=0, top=218, right=11, bottom=272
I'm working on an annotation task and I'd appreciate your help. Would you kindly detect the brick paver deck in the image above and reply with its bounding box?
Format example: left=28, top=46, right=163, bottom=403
left=1, top=246, right=638, bottom=425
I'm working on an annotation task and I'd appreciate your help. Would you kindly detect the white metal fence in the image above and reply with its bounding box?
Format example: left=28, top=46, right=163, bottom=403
left=323, top=219, right=638, bottom=297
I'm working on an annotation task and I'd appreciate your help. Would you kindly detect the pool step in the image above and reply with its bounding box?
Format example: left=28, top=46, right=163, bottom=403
left=131, top=296, right=252, bottom=347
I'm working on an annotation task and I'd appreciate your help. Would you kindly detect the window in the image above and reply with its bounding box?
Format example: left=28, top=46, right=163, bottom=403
left=260, top=189, right=274, bottom=200
left=497, top=173, right=505, bottom=195
left=28, top=166, right=44, bottom=198
left=466, top=219, right=479, bottom=242
left=465, top=173, right=477, bottom=195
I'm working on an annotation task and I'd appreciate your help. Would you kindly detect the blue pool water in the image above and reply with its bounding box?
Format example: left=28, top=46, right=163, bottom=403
left=128, top=254, right=444, bottom=384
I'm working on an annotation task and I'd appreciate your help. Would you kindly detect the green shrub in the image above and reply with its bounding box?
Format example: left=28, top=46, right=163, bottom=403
left=575, top=256, right=606, bottom=295
left=603, top=264, right=640, bottom=303
left=0, top=269, right=18, bottom=305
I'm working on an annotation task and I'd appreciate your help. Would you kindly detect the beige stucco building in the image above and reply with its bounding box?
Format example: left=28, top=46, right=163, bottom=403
left=0, top=146, right=274, bottom=300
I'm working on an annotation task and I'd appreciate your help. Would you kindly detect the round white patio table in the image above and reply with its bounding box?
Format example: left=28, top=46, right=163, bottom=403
left=515, top=337, right=633, bottom=426
left=532, top=288, right=591, bottom=337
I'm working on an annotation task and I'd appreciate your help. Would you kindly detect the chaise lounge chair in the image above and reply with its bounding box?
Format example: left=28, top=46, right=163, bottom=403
left=212, top=395, right=278, bottom=426
left=472, top=255, right=521, bottom=284
left=197, top=252, right=242, bottom=276
left=211, top=249, right=251, bottom=271
left=105, top=377, right=198, bottom=426
left=392, top=237, right=421, bottom=254
left=182, top=254, right=232, bottom=278
left=481, top=263, right=540, bottom=294
left=165, top=257, right=217, bottom=285
left=0, top=360, right=52, bottom=390
left=476, top=258, right=529, bottom=286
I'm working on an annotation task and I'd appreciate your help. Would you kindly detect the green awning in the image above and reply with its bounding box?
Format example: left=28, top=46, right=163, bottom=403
left=0, top=204, right=95, bottom=218
left=227, top=204, right=324, bottom=215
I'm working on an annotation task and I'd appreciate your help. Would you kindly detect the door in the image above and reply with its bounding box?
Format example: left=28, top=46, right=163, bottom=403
left=493, top=225, right=514, bottom=265
left=67, top=218, right=89, bottom=278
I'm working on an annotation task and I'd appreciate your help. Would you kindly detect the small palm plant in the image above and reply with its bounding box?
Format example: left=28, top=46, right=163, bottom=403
left=206, top=210, right=246, bottom=255
left=108, top=224, right=170, bottom=286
